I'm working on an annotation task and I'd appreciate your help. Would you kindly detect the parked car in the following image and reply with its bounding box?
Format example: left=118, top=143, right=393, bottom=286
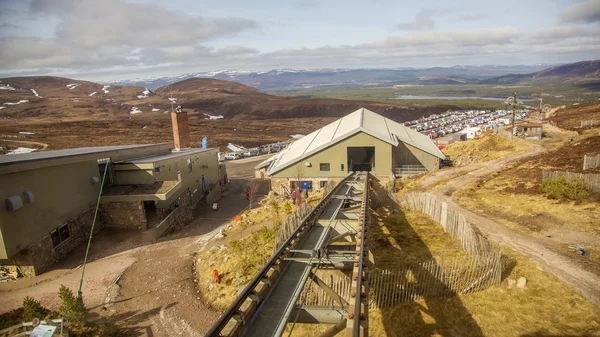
left=243, top=149, right=261, bottom=157
left=224, top=153, right=242, bottom=160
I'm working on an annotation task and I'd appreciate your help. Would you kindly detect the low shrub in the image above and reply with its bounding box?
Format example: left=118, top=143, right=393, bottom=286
left=22, top=297, right=49, bottom=321
left=58, top=285, right=88, bottom=324
left=539, top=176, right=589, bottom=200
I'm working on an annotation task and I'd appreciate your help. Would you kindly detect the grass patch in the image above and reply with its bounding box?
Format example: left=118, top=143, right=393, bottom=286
left=442, top=133, right=530, bottom=167
left=196, top=226, right=277, bottom=310
left=195, top=194, right=323, bottom=310
left=370, top=186, right=471, bottom=268
left=369, top=247, right=600, bottom=337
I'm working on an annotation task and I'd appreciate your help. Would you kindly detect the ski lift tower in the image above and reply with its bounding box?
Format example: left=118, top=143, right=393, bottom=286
left=505, top=92, right=524, bottom=137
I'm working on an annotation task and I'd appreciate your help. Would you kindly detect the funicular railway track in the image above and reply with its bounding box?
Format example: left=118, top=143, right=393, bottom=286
left=205, top=172, right=371, bottom=337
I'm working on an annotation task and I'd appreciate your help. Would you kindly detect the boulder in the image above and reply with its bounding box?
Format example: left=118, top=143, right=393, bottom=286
left=507, top=278, right=516, bottom=288
left=517, top=277, right=527, bottom=289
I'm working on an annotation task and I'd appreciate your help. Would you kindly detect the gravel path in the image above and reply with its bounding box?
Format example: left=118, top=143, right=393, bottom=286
left=421, top=141, right=600, bottom=308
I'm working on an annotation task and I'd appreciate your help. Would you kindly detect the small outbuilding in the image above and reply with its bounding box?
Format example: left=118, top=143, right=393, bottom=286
left=519, top=123, right=543, bottom=140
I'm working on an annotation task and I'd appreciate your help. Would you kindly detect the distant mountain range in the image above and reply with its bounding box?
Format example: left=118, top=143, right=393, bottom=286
left=480, top=60, right=600, bottom=85
left=104, top=64, right=559, bottom=90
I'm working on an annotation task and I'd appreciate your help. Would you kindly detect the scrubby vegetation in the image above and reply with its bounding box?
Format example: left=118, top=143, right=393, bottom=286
left=0, top=286, right=119, bottom=336
left=539, top=176, right=589, bottom=200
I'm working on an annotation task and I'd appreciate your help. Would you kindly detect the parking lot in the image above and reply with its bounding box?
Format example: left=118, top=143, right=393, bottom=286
left=405, top=108, right=534, bottom=139
left=220, top=141, right=291, bottom=162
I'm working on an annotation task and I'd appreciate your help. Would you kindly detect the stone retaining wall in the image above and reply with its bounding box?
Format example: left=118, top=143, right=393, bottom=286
left=4, top=209, right=101, bottom=276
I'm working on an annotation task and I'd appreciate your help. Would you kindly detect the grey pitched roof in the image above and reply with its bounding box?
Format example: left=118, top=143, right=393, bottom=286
left=266, top=108, right=445, bottom=175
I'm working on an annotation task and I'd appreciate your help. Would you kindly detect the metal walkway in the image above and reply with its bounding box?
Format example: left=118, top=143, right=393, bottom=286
left=206, top=172, right=370, bottom=337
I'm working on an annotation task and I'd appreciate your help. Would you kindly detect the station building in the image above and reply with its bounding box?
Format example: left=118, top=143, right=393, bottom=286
left=256, top=108, right=445, bottom=193
left=0, top=109, right=224, bottom=275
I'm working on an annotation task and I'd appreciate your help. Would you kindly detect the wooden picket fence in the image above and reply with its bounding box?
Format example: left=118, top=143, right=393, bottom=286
left=273, top=203, right=314, bottom=251
left=580, top=120, right=600, bottom=128
left=297, top=192, right=502, bottom=308
left=395, top=193, right=501, bottom=261
left=542, top=170, right=600, bottom=193
left=583, top=154, right=600, bottom=171
left=299, top=254, right=501, bottom=308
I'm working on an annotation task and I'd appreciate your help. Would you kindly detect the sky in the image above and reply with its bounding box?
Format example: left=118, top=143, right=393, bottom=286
left=0, top=0, right=599, bottom=81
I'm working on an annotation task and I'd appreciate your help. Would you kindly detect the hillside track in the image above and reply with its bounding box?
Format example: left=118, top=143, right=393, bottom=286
left=422, top=140, right=600, bottom=308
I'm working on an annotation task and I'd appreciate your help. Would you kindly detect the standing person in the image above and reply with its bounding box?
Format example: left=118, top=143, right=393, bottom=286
left=291, top=189, right=297, bottom=205
left=303, top=181, right=310, bottom=198
left=245, top=189, right=250, bottom=201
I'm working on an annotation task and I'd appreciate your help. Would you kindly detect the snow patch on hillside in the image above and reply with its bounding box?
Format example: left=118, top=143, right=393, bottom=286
left=102, top=85, right=110, bottom=93
left=3, top=100, right=29, bottom=105
left=0, top=107, right=5, bottom=110
left=168, top=97, right=177, bottom=103
left=151, top=108, right=161, bottom=112
left=66, top=83, right=80, bottom=90
left=89, top=92, right=97, bottom=97
left=203, top=113, right=224, bottom=120
left=6, top=147, right=37, bottom=155
left=30, top=89, right=42, bottom=98
left=290, top=134, right=305, bottom=139
left=129, top=107, right=142, bottom=114
left=0, top=84, right=15, bottom=91
left=19, top=131, right=35, bottom=135
left=137, top=88, right=151, bottom=98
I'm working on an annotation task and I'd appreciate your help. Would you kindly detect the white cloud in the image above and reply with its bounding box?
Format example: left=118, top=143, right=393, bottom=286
left=0, top=0, right=259, bottom=70
left=377, top=26, right=521, bottom=47
left=0, top=1, right=598, bottom=80
left=560, top=0, right=600, bottom=23
left=393, top=9, right=450, bottom=31
left=531, top=25, right=599, bottom=42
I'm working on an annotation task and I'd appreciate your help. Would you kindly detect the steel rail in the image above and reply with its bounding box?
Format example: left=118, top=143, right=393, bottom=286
left=205, top=172, right=356, bottom=337
left=352, top=173, right=369, bottom=335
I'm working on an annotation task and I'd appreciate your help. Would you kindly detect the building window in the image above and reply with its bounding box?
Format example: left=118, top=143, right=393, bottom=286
left=341, top=164, right=344, bottom=171
left=187, top=159, right=193, bottom=173
left=50, top=224, right=70, bottom=248
left=320, top=163, right=330, bottom=171
left=154, top=167, right=161, bottom=172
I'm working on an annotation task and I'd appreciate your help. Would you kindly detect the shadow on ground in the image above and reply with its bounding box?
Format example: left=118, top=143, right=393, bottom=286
left=51, top=177, right=270, bottom=274
left=369, top=181, right=485, bottom=337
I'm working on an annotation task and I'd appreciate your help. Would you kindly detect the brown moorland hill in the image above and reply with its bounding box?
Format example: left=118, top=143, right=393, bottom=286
left=533, top=60, right=600, bottom=81
left=548, top=102, right=600, bottom=130
left=152, top=78, right=457, bottom=121
left=0, top=76, right=149, bottom=119
left=0, top=76, right=456, bottom=151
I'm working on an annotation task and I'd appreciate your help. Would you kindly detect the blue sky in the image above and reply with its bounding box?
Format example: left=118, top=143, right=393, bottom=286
left=0, top=0, right=598, bottom=80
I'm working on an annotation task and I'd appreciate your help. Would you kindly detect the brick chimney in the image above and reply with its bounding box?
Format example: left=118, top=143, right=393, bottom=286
left=171, top=105, right=190, bottom=151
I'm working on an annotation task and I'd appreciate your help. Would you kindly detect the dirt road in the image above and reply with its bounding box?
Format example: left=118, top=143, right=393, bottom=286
left=422, top=143, right=600, bottom=308
left=0, top=154, right=270, bottom=336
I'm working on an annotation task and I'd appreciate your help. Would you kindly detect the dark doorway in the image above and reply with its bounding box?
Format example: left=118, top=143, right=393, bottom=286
left=347, top=146, right=375, bottom=172
left=143, top=200, right=157, bottom=223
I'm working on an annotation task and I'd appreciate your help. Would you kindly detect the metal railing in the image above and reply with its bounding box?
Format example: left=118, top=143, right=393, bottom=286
left=351, top=173, right=369, bottom=336
left=0, top=318, right=68, bottom=336
left=392, top=165, right=428, bottom=177
left=153, top=206, right=193, bottom=237
left=205, top=172, right=356, bottom=337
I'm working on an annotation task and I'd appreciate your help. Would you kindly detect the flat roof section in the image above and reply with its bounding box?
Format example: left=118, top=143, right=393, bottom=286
left=101, top=180, right=182, bottom=202
left=122, top=148, right=216, bottom=164
left=0, top=144, right=171, bottom=166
